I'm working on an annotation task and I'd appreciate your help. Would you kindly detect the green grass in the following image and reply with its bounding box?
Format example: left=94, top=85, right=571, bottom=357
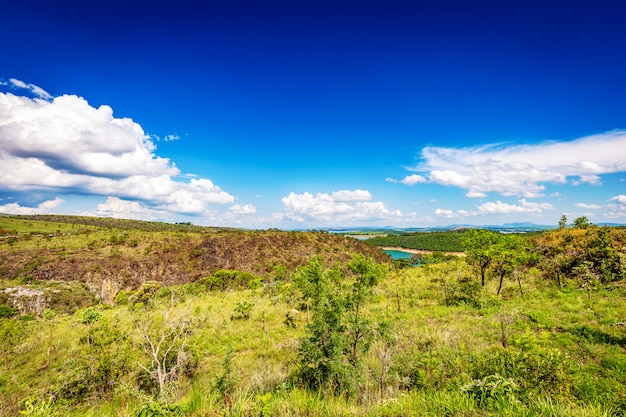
left=1, top=218, right=625, bottom=416
left=2, top=259, right=626, bottom=416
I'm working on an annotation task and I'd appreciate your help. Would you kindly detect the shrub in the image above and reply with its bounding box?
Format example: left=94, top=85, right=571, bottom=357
left=231, top=301, right=254, bottom=320
left=0, top=304, right=18, bottom=319
left=198, top=270, right=262, bottom=291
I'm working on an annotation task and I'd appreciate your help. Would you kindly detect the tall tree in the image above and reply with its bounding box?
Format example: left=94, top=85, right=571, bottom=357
left=461, top=229, right=502, bottom=286
left=293, top=255, right=387, bottom=396
left=491, top=234, right=527, bottom=295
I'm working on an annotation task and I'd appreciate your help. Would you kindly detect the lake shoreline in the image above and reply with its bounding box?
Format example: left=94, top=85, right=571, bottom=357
left=379, top=246, right=466, bottom=257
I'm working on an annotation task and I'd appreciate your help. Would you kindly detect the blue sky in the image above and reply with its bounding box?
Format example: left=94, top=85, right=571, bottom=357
left=1, top=0, right=626, bottom=229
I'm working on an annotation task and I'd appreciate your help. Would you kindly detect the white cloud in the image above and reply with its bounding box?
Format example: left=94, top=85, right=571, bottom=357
left=606, top=194, right=626, bottom=219
left=0, top=87, right=234, bottom=215
left=279, top=190, right=401, bottom=223
left=0, top=197, right=64, bottom=215
left=8, top=78, right=52, bottom=99
left=412, top=131, right=626, bottom=198
left=94, top=196, right=166, bottom=220
left=574, top=202, right=602, bottom=210
left=331, top=189, right=371, bottom=201
left=466, top=191, right=487, bottom=198
left=400, top=174, right=427, bottom=185
left=434, top=208, right=472, bottom=219
left=434, top=198, right=553, bottom=219
left=477, top=199, right=554, bottom=215
left=228, top=204, right=257, bottom=215
left=610, top=195, right=626, bottom=205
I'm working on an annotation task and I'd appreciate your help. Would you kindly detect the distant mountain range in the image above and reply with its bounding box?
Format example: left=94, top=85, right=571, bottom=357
left=323, top=221, right=625, bottom=234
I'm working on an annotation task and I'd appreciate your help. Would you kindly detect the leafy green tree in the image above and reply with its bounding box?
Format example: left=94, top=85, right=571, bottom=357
left=294, top=257, right=349, bottom=394
left=461, top=229, right=502, bottom=286
left=558, top=214, right=568, bottom=230
left=491, top=234, right=527, bottom=295
left=293, top=255, right=387, bottom=396
left=345, top=255, right=387, bottom=363
left=572, top=215, right=591, bottom=229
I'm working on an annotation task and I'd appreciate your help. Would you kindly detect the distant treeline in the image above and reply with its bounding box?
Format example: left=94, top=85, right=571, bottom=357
left=8, top=214, right=229, bottom=233
left=365, top=231, right=466, bottom=252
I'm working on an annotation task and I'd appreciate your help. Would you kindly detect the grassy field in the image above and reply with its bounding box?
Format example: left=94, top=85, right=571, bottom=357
left=2, top=259, right=626, bottom=416
left=1, top=216, right=625, bottom=416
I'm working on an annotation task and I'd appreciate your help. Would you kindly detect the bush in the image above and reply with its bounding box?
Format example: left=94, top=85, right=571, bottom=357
left=231, top=301, right=254, bottom=320
left=0, top=304, right=18, bottom=319
left=198, top=270, right=262, bottom=291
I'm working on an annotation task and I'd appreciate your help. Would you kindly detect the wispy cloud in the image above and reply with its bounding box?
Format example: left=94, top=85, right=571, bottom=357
left=408, top=131, right=626, bottom=198
left=574, top=202, right=602, bottom=210
left=6, top=78, right=52, bottom=99
left=277, top=190, right=401, bottom=224
left=0, top=87, right=234, bottom=215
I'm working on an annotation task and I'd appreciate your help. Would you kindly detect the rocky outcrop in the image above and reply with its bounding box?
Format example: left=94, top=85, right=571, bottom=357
left=4, top=286, right=47, bottom=316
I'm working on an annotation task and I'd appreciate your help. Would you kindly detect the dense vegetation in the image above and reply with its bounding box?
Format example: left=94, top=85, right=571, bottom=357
left=1, top=215, right=626, bottom=416
left=365, top=231, right=466, bottom=252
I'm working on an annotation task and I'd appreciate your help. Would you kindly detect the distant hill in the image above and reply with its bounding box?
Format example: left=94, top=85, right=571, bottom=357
left=0, top=215, right=390, bottom=305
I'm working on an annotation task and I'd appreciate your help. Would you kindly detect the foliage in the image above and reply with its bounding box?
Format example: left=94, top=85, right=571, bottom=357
left=534, top=225, right=626, bottom=286
left=1, top=221, right=626, bottom=416
left=198, top=270, right=262, bottom=291
left=366, top=231, right=465, bottom=252
left=0, top=304, right=18, bottom=318
left=135, top=401, right=184, bottom=417
left=78, top=306, right=102, bottom=325
left=19, top=396, right=60, bottom=417
left=461, top=229, right=503, bottom=287
left=231, top=300, right=254, bottom=320
left=461, top=373, right=519, bottom=405
left=294, top=255, right=387, bottom=396
left=214, top=348, right=236, bottom=400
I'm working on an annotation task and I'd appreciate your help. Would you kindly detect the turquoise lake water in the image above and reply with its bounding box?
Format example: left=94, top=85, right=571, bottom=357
left=383, top=249, right=414, bottom=259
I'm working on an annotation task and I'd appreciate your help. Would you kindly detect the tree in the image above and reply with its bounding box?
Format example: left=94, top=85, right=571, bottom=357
left=572, top=216, right=591, bottom=229
left=294, top=257, right=349, bottom=394
left=490, top=234, right=527, bottom=296
left=132, top=290, right=193, bottom=400
left=558, top=215, right=568, bottom=230
left=345, top=255, right=387, bottom=364
left=293, top=255, right=387, bottom=396
left=461, top=229, right=502, bottom=286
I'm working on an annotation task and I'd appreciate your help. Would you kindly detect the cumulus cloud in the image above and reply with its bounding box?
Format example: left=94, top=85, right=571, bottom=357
left=278, top=190, right=401, bottom=223
left=93, top=196, right=166, bottom=220
left=606, top=194, right=626, bottom=218
left=400, top=174, right=427, bottom=185
left=0, top=86, right=234, bottom=215
left=386, top=174, right=427, bottom=186
left=412, top=131, right=626, bottom=198
left=610, top=195, right=626, bottom=205
left=0, top=197, right=64, bottom=215
left=477, top=199, right=554, bottom=215
left=228, top=204, right=257, bottom=215
left=435, top=199, right=554, bottom=219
